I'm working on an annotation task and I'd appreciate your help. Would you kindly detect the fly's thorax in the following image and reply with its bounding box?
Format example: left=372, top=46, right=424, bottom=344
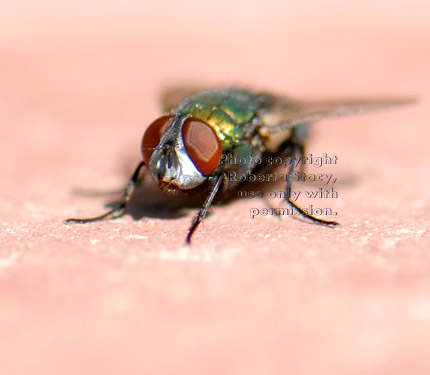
left=173, top=89, right=261, bottom=149
left=141, top=115, right=222, bottom=190
left=177, top=104, right=241, bottom=149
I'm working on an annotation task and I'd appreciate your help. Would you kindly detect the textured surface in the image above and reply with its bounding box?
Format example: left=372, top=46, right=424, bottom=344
left=1, top=1, right=429, bottom=374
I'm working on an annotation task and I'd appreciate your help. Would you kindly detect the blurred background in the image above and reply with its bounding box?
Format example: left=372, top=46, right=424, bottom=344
left=1, top=0, right=427, bottom=199
left=1, top=1, right=429, bottom=374
left=2, top=1, right=428, bottom=91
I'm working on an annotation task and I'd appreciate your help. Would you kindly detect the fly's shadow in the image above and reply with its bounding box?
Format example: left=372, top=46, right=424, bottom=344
left=99, top=174, right=211, bottom=221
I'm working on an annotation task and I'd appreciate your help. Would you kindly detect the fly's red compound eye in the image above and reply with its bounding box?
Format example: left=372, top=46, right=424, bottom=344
left=141, top=115, right=175, bottom=164
left=182, top=118, right=222, bottom=175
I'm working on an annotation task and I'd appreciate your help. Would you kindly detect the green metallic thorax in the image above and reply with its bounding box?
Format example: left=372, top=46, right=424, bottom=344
left=173, top=89, right=260, bottom=149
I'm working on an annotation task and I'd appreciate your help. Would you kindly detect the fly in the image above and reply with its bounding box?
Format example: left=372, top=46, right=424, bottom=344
left=66, top=87, right=413, bottom=243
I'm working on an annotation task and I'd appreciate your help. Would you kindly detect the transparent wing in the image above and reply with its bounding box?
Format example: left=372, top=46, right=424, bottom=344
left=160, top=86, right=211, bottom=112
left=258, top=93, right=416, bottom=134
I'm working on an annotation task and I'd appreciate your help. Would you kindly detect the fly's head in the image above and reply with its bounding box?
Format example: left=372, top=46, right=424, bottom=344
left=141, top=115, right=222, bottom=191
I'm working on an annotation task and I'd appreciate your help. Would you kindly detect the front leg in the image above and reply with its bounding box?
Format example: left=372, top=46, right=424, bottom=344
left=65, top=161, right=146, bottom=224
left=186, top=173, right=225, bottom=244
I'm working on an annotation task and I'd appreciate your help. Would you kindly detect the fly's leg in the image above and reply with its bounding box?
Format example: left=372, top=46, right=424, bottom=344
left=186, top=173, right=225, bottom=244
left=286, top=145, right=339, bottom=227
left=66, top=161, right=146, bottom=224
left=298, top=143, right=306, bottom=175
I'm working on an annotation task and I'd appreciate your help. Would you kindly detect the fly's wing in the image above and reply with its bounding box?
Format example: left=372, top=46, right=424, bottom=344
left=160, top=85, right=255, bottom=112
left=257, top=93, right=416, bottom=134
left=160, top=86, right=211, bottom=112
